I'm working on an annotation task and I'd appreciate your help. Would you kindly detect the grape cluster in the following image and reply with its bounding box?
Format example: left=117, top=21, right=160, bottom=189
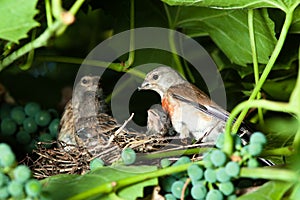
left=160, top=132, right=268, bottom=200
left=0, top=143, right=44, bottom=199
left=0, top=102, right=60, bottom=152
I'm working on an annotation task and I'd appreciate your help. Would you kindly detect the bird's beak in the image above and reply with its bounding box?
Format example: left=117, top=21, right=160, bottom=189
left=138, top=81, right=150, bottom=91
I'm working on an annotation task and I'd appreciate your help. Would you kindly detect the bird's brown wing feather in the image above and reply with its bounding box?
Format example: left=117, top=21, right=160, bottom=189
left=168, top=83, right=230, bottom=122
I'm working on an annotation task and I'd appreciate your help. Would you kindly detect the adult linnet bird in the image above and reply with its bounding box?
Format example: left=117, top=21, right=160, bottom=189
left=139, top=66, right=252, bottom=143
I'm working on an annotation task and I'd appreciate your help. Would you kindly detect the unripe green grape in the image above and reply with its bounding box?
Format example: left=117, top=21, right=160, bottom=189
left=160, top=158, right=171, bottom=168
left=164, top=193, right=176, bottom=200
left=240, top=145, right=249, bottom=156
left=248, top=143, right=263, bottom=156
left=227, top=194, right=237, bottom=200
left=25, top=179, right=42, bottom=197
left=161, top=176, right=176, bottom=193
left=0, top=172, right=7, bottom=187
left=172, top=156, right=191, bottom=166
left=216, top=133, right=225, bottom=149
left=24, top=102, right=41, bottom=117
left=187, top=164, right=203, bottom=181
left=8, top=180, right=23, bottom=197
left=216, top=167, right=230, bottom=182
left=171, top=180, right=185, bottom=199
left=219, top=181, right=234, bottom=196
left=250, top=132, right=267, bottom=145
left=13, top=165, right=31, bottom=183
left=235, top=135, right=242, bottom=150
left=210, top=149, right=227, bottom=167
left=225, top=162, right=240, bottom=177
left=1, top=118, right=17, bottom=136
left=204, top=168, right=217, bottom=183
left=247, top=158, right=259, bottom=168
left=35, top=110, right=51, bottom=127
left=0, top=143, right=16, bottom=167
left=203, top=153, right=213, bottom=168
left=16, top=130, right=31, bottom=144
left=49, top=118, right=60, bottom=138
left=23, top=117, right=38, bottom=133
left=191, top=179, right=205, bottom=186
left=90, top=158, right=104, bottom=170
left=191, top=183, right=207, bottom=199
left=206, top=189, right=223, bottom=200
left=0, top=186, right=9, bottom=199
left=121, top=148, right=136, bottom=165
left=10, top=107, right=26, bottom=125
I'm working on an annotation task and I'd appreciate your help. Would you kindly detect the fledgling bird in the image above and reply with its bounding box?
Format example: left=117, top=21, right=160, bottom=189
left=146, top=104, right=171, bottom=136
left=58, top=76, right=121, bottom=163
left=139, top=66, right=251, bottom=142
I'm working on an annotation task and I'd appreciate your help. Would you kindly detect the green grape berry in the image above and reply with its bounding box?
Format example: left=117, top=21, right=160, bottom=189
left=25, top=179, right=42, bottom=197
left=172, top=156, right=191, bottom=166
left=216, top=133, right=225, bottom=149
left=24, top=102, right=41, bottom=117
left=23, top=117, right=38, bottom=133
left=219, top=181, right=234, bottom=196
left=13, top=165, right=31, bottom=183
left=210, top=149, right=227, bottom=167
left=0, top=172, right=7, bottom=187
left=216, top=167, right=230, bottom=182
left=35, top=110, right=51, bottom=127
left=204, top=168, right=217, bottom=183
left=191, top=183, right=207, bottom=199
left=247, top=158, right=259, bottom=168
left=10, top=107, right=26, bottom=125
left=250, top=132, right=267, bottom=145
left=0, top=143, right=16, bottom=167
left=206, top=189, right=223, bottom=200
left=121, top=148, right=136, bottom=165
left=49, top=118, right=60, bottom=138
left=225, top=162, right=240, bottom=177
left=164, top=194, right=176, bottom=200
left=203, top=153, right=213, bottom=168
left=160, top=158, right=171, bottom=168
left=187, top=164, right=203, bottom=181
left=161, top=176, right=177, bottom=193
left=1, top=118, right=17, bottom=136
left=235, top=135, right=242, bottom=150
left=171, top=180, right=185, bottom=199
left=228, top=194, right=237, bottom=200
left=0, top=187, right=9, bottom=199
left=90, top=158, right=104, bottom=170
left=248, top=143, right=263, bottom=156
left=16, top=130, right=31, bottom=144
left=8, top=180, right=23, bottom=197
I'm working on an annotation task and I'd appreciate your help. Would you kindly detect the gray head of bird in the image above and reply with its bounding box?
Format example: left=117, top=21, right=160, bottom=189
left=139, top=66, right=186, bottom=98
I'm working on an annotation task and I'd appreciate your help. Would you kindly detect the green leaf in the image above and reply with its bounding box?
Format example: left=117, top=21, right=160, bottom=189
left=161, top=0, right=288, bottom=10
left=290, top=6, right=300, bottom=33
left=41, top=165, right=158, bottom=200
left=0, top=0, right=40, bottom=43
left=238, top=181, right=293, bottom=200
left=171, top=7, right=277, bottom=66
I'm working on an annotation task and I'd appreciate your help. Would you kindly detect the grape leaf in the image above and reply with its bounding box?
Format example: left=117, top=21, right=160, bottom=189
left=161, top=0, right=290, bottom=11
left=169, top=7, right=277, bottom=66
left=0, top=0, right=40, bottom=43
left=41, top=165, right=158, bottom=200
left=238, top=181, right=293, bottom=200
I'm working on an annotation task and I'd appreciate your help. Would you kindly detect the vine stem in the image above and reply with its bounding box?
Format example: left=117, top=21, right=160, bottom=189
left=0, top=0, right=85, bottom=71
left=248, top=9, right=264, bottom=124
left=226, top=7, right=296, bottom=136
left=240, top=168, right=297, bottom=182
left=69, top=161, right=203, bottom=200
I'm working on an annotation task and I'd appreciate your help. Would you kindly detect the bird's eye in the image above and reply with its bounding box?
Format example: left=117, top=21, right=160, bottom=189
left=81, top=78, right=88, bottom=85
left=152, top=74, right=159, bottom=80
